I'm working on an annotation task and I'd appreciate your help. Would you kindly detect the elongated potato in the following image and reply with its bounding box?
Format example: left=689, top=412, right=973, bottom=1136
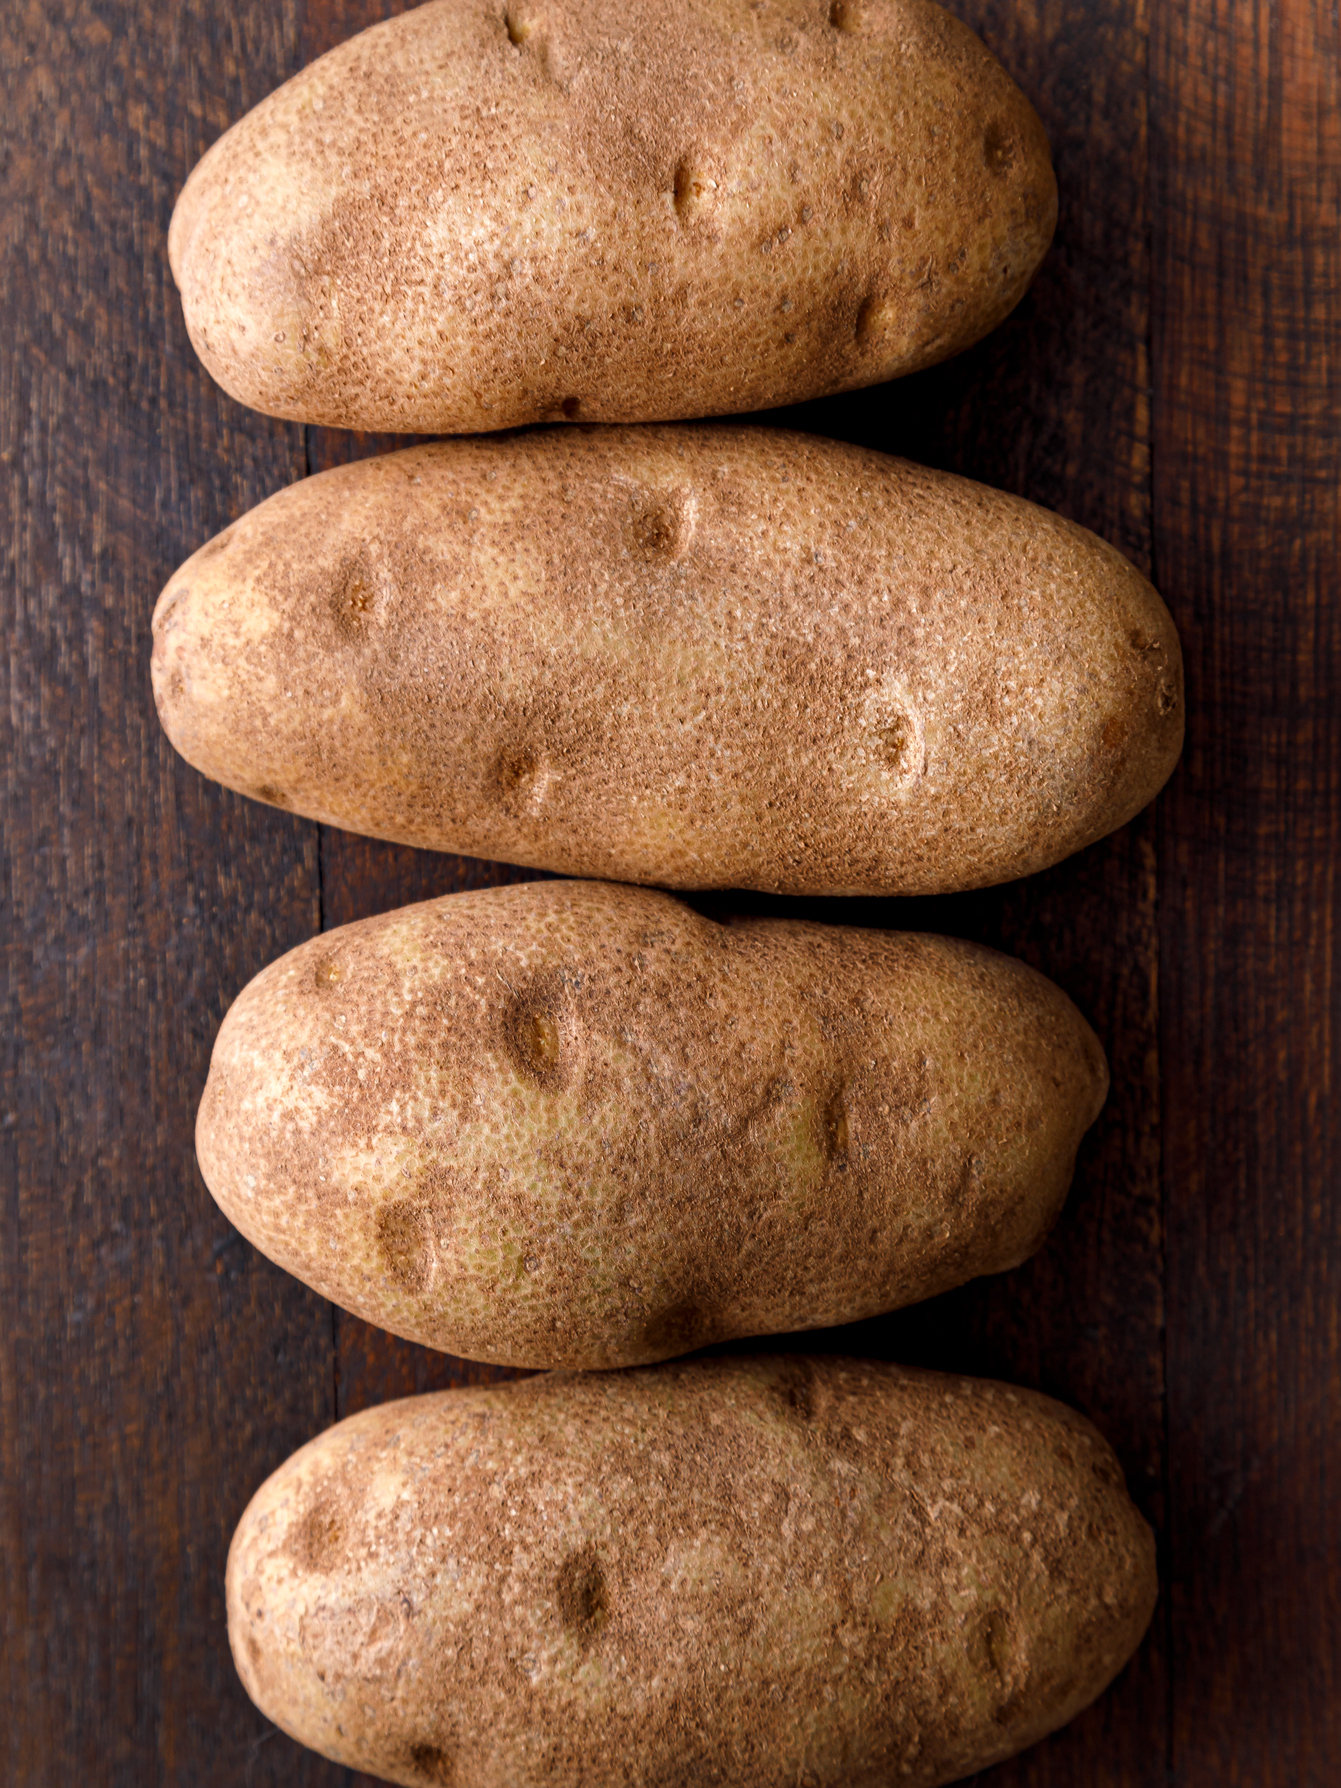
left=228, top=1355, right=1156, bottom=1787
left=169, top=0, right=1056, bottom=432
left=152, top=427, right=1183, bottom=897
left=198, top=879, right=1106, bottom=1368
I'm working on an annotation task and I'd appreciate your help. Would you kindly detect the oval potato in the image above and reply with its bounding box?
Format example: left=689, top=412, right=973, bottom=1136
left=169, top=0, right=1056, bottom=432
left=228, top=1355, right=1157, bottom=1787
left=152, top=427, right=1183, bottom=897
left=197, top=879, right=1107, bottom=1368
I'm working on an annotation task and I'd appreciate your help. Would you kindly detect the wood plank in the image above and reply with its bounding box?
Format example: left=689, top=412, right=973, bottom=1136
left=1152, top=1, right=1341, bottom=1779
left=0, top=3, right=345, bottom=1784
left=0, top=0, right=1188, bottom=1781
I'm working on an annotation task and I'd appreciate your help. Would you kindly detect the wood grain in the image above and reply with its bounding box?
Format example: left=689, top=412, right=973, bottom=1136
left=1, top=0, right=1335, bottom=1782
left=1153, top=0, right=1341, bottom=1780
left=0, top=4, right=341, bottom=1785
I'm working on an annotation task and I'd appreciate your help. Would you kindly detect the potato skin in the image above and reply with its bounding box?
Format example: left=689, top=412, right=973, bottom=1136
left=152, top=427, right=1183, bottom=897
left=197, top=879, right=1107, bottom=1368
left=168, top=0, right=1056, bottom=431
left=227, top=1355, right=1157, bottom=1787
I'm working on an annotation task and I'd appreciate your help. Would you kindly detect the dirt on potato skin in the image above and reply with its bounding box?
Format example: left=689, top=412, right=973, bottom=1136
left=227, top=1355, right=1158, bottom=1788
left=169, top=0, right=1057, bottom=432
left=151, top=426, right=1184, bottom=898
left=196, top=879, right=1108, bottom=1369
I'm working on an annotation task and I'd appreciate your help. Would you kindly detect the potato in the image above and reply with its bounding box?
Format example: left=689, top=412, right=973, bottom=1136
left=228, top=1354, right=1156, bottom=1787
left=153, top=426, right=1183, bottom=897
left=197, top=879, right=1107, bottom=1368
left=168, top=0, right=1057, bottom=431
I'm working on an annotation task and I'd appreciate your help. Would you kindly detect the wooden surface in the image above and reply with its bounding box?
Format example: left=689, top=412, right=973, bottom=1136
left=0, top=0, right=1336, bottom=1782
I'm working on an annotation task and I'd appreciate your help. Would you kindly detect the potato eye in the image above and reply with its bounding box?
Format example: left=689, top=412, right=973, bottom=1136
left=525, top=1010, right=561, bottom=1069
left=555, top=1547, right=609, bottom=1640
left=503, top=982, right=571, bottom=1088
left=825, top=1088, right=850, bottom=1164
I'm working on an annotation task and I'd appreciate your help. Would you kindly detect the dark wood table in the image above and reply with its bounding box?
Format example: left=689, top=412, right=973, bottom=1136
left=3, top=1, right=1337, bottom=1781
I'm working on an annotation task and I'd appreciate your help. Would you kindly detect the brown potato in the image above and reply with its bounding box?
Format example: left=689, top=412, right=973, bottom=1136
left=228, top=1355, right=1157, bottom=1787
left=168, top=0, right=1057, bottom=431
left=197, top=879, right=1107, bottom=1369
left=152, top=427, right=1183, bottom=896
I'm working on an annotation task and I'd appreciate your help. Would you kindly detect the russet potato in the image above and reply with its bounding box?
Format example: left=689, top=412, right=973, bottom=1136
left=228, top=1355, right=1157, bottom=1787
left=152, top=426, right=1183, bottom=897
left=197, top=879, right=1108, bottom=1369
left=169, top=0, right=1057, bottom=431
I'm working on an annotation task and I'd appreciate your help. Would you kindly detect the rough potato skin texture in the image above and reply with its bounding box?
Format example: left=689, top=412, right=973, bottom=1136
left=152, top=427, right=1184, bottom=897
left=227, top=1356, right=1157, bottom=1787
left=167, top=0, right=1057, bottom=431
left=196, top=880, right=1108, bottom=1368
